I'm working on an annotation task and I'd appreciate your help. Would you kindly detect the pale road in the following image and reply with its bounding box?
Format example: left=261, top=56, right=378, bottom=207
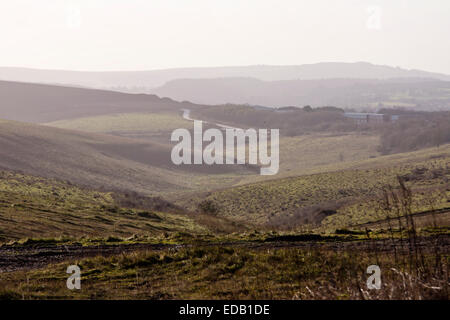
left=179, top=109, right=241, bottom=164
left=179, top=109, right=278, bottom=169
left=181, top=109, right=240, bottom=130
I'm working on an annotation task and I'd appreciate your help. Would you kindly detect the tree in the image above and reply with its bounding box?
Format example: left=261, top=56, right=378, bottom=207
left=303, top=105, right=313, bottom=112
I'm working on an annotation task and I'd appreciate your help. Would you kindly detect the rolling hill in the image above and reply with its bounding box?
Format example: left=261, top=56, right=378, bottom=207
left=151, top=77, right=450, bottom=109
left=0, top=80, right=197, bottom=123
left=0, top=119, right=256, bottom=197
left=0, top=170, right=207, bottom=241
left=1, top=62, right=449, bottom=89
left=179, top=144, right=450, bottom=229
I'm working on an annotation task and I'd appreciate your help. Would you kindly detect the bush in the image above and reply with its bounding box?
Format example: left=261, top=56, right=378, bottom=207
left=197, top=200, right=219, bottom=215
left=378, top=111, right=450, bottom=154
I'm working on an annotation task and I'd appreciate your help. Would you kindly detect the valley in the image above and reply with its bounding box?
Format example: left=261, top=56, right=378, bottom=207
left=0, top=79, right=448, bottom=300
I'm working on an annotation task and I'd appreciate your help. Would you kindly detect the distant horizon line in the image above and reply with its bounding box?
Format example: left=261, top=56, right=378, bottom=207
left=1, top=61, right=448, bottom=75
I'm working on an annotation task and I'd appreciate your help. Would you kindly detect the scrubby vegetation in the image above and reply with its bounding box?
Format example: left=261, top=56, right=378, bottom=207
left=0, top=171, right=207, bottom=241
left=184, top=145, right=450, bottom=230
left=192, top=105, right=356, bottom=136
left=193, top=105, right=450, bottom=158
left=378, top=111, right=450, bottom=154
left=1, top=173, right=447, bottom=300
left=0, top=237, right=447, bottom=299
left=1, top=97, right=449, bottom=301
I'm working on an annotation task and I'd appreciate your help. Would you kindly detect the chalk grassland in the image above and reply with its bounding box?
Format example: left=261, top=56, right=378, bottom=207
left=0, top=128, right=448, bottom=300
left=244, top=133, right=380, bottom=180
left=0, top=167, right=447, bottom=300
left=0, top=243, right=448, bottom=299
left=180, top=145, right=450, bottom=228
left=2, top=114, right=448, bottom=233
left=0, top=166, right=446, bottom=243
left=0, top=119, right=258, bottom=198
left=45, top=112, right=193, bottom=141
left=0, top=171, right=207, bottom=242
left=0, top=118, right=181, bottom=194
left=42, top=111, right=385, bottom=192
left=46, top=112, right=381, bottom=177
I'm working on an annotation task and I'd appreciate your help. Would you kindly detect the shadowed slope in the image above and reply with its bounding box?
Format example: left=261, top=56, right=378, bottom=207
left=0, top=119, right=255, bottom=195
left=0, top=80, right=195, bottom=123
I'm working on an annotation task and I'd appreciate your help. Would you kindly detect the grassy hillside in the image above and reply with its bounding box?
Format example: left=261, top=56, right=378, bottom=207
left=275, top=133, right=380, bottom=176
left=0, top=171, right=207, bottom=242
left=0, top=69, right=448, bottom=302
left=181, top=145, right=450, bottom=228
left=0, top=119, right=257, bottom=197
left=46, top=113, right=381, bottom=177
left=46, top=112, right=190, bottom=136
left=1, top=240, right=447, bottom=299
left=45, top=111, right=191, bottom=144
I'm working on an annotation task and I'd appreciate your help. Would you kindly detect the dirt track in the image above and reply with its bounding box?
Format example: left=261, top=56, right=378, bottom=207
left=0, top=235, right=448, bottom=273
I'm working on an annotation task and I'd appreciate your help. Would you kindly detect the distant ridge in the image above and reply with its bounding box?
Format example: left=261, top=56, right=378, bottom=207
left=1, top=62, right=449, bottom=90
left=150, top=77, right=450, bottom=109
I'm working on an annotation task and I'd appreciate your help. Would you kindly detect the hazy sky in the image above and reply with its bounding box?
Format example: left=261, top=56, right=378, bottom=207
left=1, top=0, right=449, bottom=73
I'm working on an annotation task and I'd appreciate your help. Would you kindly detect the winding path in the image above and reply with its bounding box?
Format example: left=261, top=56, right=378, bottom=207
left=181, top=109, right=240, bottom=130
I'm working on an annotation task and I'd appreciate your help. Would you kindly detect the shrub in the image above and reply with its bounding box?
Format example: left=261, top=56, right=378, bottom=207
left=197, top=200, right=219, bottom=215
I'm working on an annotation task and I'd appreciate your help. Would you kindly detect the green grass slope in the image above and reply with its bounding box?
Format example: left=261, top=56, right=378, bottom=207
left=182, top=145, right=450, bottom=228
left=0, top=171, right=207, bottom=242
